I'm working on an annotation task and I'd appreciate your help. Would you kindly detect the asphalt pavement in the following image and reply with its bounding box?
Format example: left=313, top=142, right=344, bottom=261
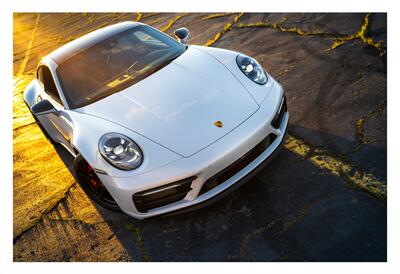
left=13, top=13, right=387, bottom=261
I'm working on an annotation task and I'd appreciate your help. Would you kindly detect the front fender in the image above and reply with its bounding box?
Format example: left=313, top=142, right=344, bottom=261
left=67, top=111, right=182, bottom=178
left=23, top=79, right=42, bottom=108
left=193, top=45, right=277, bottom=105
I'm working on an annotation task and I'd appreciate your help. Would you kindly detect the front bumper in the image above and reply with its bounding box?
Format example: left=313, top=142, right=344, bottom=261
left=97, top=81, right=288, bottom=219
left=163, top=123, right=287, bottom=217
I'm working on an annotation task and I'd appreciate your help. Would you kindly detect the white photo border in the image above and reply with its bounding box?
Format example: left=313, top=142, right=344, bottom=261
left=1, top=1, right=397, bottom=274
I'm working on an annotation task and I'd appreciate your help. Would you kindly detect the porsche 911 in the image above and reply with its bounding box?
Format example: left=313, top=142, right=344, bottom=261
left=23, top=21, right=289, bottom=219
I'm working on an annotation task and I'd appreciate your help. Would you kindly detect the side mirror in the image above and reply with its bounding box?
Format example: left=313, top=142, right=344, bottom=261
left=174, top=27, right=190, bottom=44
left=31, top=99, right=57, bottom=115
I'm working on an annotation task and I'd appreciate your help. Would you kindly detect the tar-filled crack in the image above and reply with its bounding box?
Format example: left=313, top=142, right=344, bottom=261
left=331, top=13, right=385, bottom=55
left=57, top=20, right=112, bottom=45
left=141, top=13, right=160, bottom=20
left=204, top=12, right=244, bottom=47
left=239, top=194, right=329, bottom=260
left=135, top=13, right=143, bottom=22
left=236, top=13, right=385, bottom=56
left=240, top=217, right=280, bottom=260
left=13, top=121, right=37, bottom=131
left=149, top=18, right=162, bottom=25
left=161, top=14, right=187, bottom=32
left=136, top=13, right=160, bottom=21
left=125, top=224, right=151, bottom=262
left=82, top=13, right=95, bottom=24
left=44, top=215, right=107, bottom=227
left=13, top=114, right=33, bottom=119
left=352, top=100, right=386, bottom=153
left=13, top=181, right=77, bottom=240
left=279, top=195, right=329, bottom=233
left=285, top=133, right=386, bottom=201
left=205, top=19, right=386, bottom=193
left=201, top=13, right=236, bottom=20
left=240, top=194, right=332, bottom=261
left=274, top=56, right=310, bottom=81
left=237, top=17, right=337, bottom=37
left=17, top=14, right=40, bottom=77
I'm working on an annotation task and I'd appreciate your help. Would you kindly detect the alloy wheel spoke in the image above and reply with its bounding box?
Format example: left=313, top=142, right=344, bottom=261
left=77, top=162, right=118, bottom=207
left=78, top=171, right=92, bottom=180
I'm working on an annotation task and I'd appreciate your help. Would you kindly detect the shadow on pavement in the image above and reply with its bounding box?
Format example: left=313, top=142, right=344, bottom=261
left=49, top=126, right=386, bottom=262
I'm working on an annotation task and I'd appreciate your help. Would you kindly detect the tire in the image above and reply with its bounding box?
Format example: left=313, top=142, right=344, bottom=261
left=73, top=154, right=121, bottom=211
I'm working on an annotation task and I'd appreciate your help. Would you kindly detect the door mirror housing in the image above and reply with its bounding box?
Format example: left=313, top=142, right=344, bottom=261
left=174, top=27, right=190, bottom=44
left=31, top=99, right=57, bottom=115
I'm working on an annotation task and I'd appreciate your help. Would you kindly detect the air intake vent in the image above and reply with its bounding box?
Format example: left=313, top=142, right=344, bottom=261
left=271, top=96, right=287, bottom=129
left=133, top=176, right=196, bottom=213
left=199, top=134, right=276, bottom=196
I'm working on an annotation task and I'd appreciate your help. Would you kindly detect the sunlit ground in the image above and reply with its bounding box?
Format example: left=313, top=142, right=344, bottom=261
left=13, top=75, right=76, bottom=237
left=12, top=12, right=249, bottom=239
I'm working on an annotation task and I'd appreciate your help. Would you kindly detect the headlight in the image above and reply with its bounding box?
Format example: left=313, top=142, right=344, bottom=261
left=236, top=54, right=267, bottom=85
left=99, top=133, right=143, bottom=170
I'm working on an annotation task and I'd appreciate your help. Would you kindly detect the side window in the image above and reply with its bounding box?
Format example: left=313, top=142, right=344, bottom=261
left=37, top=65, right=63, bottom=105
left=37, top=66, right=44, bottom=86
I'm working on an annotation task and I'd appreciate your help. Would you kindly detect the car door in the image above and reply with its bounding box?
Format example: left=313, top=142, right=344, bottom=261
left=36, top=65, right=75, bottom=154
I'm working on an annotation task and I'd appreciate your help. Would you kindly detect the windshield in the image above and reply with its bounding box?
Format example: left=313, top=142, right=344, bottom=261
left=56, top=25, right=186, bottom=109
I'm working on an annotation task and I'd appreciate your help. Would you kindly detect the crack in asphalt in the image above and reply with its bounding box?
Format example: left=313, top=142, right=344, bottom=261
left=278, top=195, right=330, bottom=234
left=160, top=14, right=187, bottom=32
left=13, top=114, right=32, bottom=119
left=52, top=14, right=132, bottom=46
left=207, top=14, right=386, bottom=200
left=56, top=20, right=111, bottom=45
left=274, top=56, right=310, bottom=81
left=201, top=13, right=236, bottom=20
left=13, top=181, right=77, bottom=240
left=239, top=217, right=280, bottom=260
left=352, top=100, right=386, bottom=153
left=330, top=13, right=385, bottom=55
left=236, top=13, right=385, bottom=56
left=236, top=17, right=338, bottom=37
left=125, top=224, right=151, bottom=262
left=284, top=134, right=386, bottom=201
left=135, top=13, right=143, bottom=22
left=13, top=121, right=37, bottom=131
left=142, top=13, right=160, bottom=20
left=82, top=13, right=95, bottom=24
left=149, top=17, right=162, bottom=25
left=204, top=12, right=244, bottom=47
left=44, top=215, right=107, bottom=227
left=239, top=194, right=329, bottom=260
left=17, top=14, right=40, bottom=77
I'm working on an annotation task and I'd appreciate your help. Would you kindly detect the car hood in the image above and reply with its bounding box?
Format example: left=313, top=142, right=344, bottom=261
left=78, top=46, right=259, bottom=157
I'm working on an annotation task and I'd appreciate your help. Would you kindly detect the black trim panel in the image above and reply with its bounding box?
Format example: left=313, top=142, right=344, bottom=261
left=161, top=124, right=288, bottom=217
left=31, top=99, right=55, bottom=115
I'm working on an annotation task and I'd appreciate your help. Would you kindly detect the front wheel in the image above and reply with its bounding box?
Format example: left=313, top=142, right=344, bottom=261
left=73, top=155, right=121, bottom=211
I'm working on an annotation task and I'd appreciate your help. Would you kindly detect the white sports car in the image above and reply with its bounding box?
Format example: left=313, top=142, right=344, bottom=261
left=24, top=21, right=288, bottom=219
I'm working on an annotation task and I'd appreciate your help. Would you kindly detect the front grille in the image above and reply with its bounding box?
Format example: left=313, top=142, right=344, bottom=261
left=199, top=134, right=277, bottom=196
left=133, top=176, right=196, bottom=213
left=271, top=96, right=287, bottom=129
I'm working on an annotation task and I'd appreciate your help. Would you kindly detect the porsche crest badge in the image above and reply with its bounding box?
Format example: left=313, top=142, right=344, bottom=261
left=214, top=121, right=223, bottom=128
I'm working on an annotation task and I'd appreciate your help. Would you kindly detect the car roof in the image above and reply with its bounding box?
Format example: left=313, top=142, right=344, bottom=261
left=47, top=21, right=141, bottom=65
